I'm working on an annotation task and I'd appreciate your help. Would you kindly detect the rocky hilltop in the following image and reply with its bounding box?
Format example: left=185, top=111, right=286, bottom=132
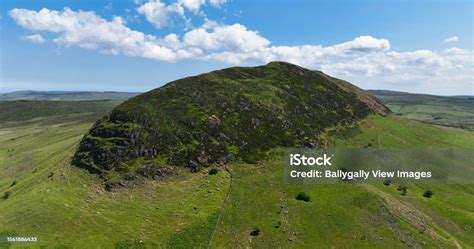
left=72, top=62, right=389, bottom=187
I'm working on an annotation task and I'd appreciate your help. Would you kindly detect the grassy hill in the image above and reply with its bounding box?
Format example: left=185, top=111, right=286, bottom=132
left=73, top=62, right=389, bottom=187
left=369, top=90, right=474, bottom=130
left=0, top=91, right=139, bottom=101
left=1, top=112, right=473, bottom=248
left=1, top=63, right=473, bottom=248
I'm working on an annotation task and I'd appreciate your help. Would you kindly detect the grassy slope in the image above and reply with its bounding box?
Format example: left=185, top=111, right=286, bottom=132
left=332, top=116, right=474, bottom=247
left=0, top=114, right=229, bottom=248
left=211, top=116, right=474, bottom=248
left=370, top=91, right=474, bottom=130
left=1, top=112, right=473, bottom=247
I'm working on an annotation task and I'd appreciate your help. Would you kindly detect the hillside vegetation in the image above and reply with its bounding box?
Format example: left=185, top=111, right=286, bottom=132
left=1, top=112, right=473, bottom=248
left=370, top=90, right=474, bottom=130
left=0, top=113, right=228, bottom=248
left=73, top=62, right=389, bottom=187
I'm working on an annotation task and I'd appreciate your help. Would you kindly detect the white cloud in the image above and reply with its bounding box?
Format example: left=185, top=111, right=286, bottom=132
left=178, top=0, right=205, bottom=12
left=9, top=8, right=197, bottom=61
left=21, top=34, right=46, bottom=44
left=209, top=0, right=227, bottom=7
left=9, top=7, right=473, bottom=94
left=330, top=35, right=390, bottom=54
left=204, top=35, right=391, bottom=65
left=184, top=23, right=270, bottom=52
left=443, top=36, right=459, bottom=43
left=137, top=0, right=184, bottom=28
left=136, top=0, right=226, bottom=29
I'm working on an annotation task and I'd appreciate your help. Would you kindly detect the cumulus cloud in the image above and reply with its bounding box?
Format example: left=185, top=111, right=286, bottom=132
left=184, top=23, right=270, bottom=52
left=9, top=8, right=199, bottom=61
left=137, top=0, right=185, bottom=28
left=443, top=36, right=459, bottom=43
left=8, top=7, right=271, bottom=61
left=137, top=0, right=225, bottom=28
left=332, top=36, right=390, bottom=53
left=8, top=7, right=473, bottom=93
left=21, top=34, right=45, bottom=44
left=204, top=36, right=390, bottom=65
left=178, top=0, right=206, bottom=12
left=209, top=0, right=227, bottom=7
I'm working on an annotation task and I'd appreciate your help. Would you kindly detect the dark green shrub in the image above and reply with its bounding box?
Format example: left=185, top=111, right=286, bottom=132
left=10, top=180, right=17, bottom=187
left=423, top=190, right=433, bottom=198
left=208, top=168, right=219, bottom=175
left=250, top=227, right=260, bottom=236
left=296, top=192, right=310, bottom=202
left=2, top=191, right=10, bottom=200
left=399, top=186, right=408, bottom=196
left=383, top=179, right=391, bottom=186
left=274, top=221, right=281, bottom=228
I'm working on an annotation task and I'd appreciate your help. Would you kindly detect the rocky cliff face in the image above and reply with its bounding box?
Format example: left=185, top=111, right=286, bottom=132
left=72, top=62, right=389, bottom=187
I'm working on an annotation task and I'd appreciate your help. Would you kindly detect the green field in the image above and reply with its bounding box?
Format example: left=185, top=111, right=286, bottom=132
left=0, top=112, right=229, bottom=248
left=1, top=100, right=473, bottom=248
left=370, top=90, right=474, bottom=130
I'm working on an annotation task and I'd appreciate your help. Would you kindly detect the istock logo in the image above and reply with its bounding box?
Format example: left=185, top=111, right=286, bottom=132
left=289, top=153, right=332, bottom=166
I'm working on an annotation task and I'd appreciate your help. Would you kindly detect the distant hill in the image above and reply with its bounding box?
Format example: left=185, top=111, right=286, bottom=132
left=0, top=90, right=140, bottom=101
left=368, top=89, right=474, bottom=99
left=368, top=90, right=474, bottom=130
left=0, top=100, right=122, bottom=122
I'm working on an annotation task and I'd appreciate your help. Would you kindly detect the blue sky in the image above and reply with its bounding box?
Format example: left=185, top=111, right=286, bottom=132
left=1, top=0, right=472, bottom=95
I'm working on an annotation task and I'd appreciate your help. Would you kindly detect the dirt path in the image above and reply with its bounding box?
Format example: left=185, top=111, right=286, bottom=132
left=207, top=165, right=234, bottom=248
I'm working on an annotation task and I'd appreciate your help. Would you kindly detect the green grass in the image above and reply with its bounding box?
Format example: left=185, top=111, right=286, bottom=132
left=1, top=102, right=474, bottom=248
left=0, top=114, right=230, bottom=248
left=210, top=116, right=474, bottom=248
left=212, top=162, right=441, bottom=248
left=326, top=115, right=474, bottom=148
